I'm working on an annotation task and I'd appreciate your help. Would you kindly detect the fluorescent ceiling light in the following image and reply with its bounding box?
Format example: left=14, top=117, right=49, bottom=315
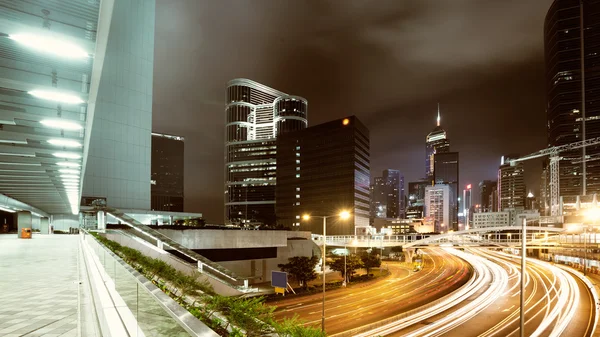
left=53, top=152, right=81, bottom=159
left=60, top=174, right=79, bottom=179
left=0, top=206, right=15, bottom=213
left=48, top=139, right=82, bottom=148
left=40, top=119, right=83, bottom=131
left=29, top=90, right=84, bottom=104
left=59, top=169, right=80, bottom=174
left=10, top=33, right=89, bottom=59
left=57, top=161, right=80, bottom=168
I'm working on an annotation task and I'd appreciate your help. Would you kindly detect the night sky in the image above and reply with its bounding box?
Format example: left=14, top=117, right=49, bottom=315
left=153, top=0, right=554, bottom=223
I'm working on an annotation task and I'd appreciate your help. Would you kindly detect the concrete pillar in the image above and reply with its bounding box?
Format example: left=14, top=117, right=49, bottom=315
left=97, top=211, right=106, bottom=231
left=40, top=217, right=50, bottom=234
left=17, top=211, right=32, bottom=238
left=169, top=215, right=174, bottom=225
left=405, top=248, right=415, bottom=264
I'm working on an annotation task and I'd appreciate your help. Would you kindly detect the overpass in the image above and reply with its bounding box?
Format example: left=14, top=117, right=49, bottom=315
left=312, top=226, right=566, bottom=249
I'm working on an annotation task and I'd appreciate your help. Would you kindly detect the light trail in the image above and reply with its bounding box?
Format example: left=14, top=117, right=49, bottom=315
left=354, top=248, right=508, bottom=337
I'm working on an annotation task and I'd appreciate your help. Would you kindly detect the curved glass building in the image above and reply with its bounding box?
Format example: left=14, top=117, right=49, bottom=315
left=225, top=79, right=307, bottom=225
left=545, top=0, right=600, bottom=198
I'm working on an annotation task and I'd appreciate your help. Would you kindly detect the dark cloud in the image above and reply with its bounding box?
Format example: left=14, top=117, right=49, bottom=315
left=153, top=0, right=553, bottom=222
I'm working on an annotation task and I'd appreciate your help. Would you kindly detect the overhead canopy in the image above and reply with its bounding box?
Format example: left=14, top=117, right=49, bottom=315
left=0, top=1, right=100, bottom=214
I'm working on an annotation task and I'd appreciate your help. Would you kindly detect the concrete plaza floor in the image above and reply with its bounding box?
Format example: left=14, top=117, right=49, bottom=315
left=0, top=234, right=99, bottom=337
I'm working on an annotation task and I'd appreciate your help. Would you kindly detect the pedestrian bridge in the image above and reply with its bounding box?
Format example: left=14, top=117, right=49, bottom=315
left=312, top=226, right=566, bottom=248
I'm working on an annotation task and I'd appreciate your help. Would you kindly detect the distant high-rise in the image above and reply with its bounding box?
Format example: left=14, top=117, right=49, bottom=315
left=276, top=116, right=370, bottom=235
left=424, top=184, right=450, bottom=233
left=479, top=180, right=497, bottom=212
left=433, top=152, right=459, bottom=231
left=370, top=169, right=403, bottom=219
left=462, top=184, right=472, bottom=228
left=545, top=0, right=600, bottom=198
left=407, top=179, right=429, bottom=219
left=151, top=133, right=184, bottom=212
left=498, top=155, right=526, bottom=211
left=426, top=104, right=450, bottom=182
left=225, top=79, right=307, bottom=225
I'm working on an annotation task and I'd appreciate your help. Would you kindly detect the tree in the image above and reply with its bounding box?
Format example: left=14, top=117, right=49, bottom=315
left=329, top=254, right=363, bottom=281
left=361, top=251, right=381, bottom=274
left=273, top=315, right=327, bottom=337
left=278, top=256, right=318, bottom=289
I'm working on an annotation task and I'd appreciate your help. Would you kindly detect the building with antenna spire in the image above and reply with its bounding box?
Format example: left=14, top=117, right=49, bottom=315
left=425, top=104, right=450, bottom=182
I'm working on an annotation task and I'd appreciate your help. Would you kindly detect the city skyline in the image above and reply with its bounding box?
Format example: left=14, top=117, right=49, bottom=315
left=153, top=0, right=553, bottom=223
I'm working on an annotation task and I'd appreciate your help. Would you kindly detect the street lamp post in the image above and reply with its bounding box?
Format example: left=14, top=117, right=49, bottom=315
left=302, top=210, right=351, bottom=332
left=343, top=243, right=347, bottom=287
left=520, top=217, right=526, bottom=337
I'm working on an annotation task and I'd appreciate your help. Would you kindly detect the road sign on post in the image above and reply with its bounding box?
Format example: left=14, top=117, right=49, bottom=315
left=271, top=271, right=287, bottom=288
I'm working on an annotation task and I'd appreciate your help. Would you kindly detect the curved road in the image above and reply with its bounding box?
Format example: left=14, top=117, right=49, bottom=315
left=384, top=248, right=596, bottom=337
left=271, top=249, right=472, bottom=335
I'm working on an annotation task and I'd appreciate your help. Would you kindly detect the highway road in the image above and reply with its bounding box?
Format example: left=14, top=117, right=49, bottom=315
left=381, top=248, right=596, bottom=337
left=270, top=249, right=472, bottom=335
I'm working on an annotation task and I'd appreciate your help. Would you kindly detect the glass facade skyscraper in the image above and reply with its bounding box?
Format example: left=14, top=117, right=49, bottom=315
left=225, top=79, right=307, bottom=225
left=426, top=106, right=450, bottom=183
left=151, top=133, right=184, bottom=212
left=371, top=169, right=403, bottom=219
left=545, top=0, right=600, bottom=198
left=276, top=116, right=370, bottom=235
left=498, top=155, right=526, bottom=211
left=433, top=152, right=459, bottom=231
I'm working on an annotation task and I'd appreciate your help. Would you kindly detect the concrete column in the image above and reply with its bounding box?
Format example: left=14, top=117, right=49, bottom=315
left=97, top=211, right=106, bottom=231
left=17, top=211, right=32, bottom=238
left=40, top=217, right=50, bottom=234
left=169, top=215, right=173, bottom=225
left=404, top=248, right=415, bottom=264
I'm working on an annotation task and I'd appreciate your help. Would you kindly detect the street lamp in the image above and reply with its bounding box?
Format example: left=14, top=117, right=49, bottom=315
left=302, top=210, right=351, bottom=332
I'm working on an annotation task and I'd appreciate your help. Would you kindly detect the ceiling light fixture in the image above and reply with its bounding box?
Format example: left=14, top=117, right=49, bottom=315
left=29, top=90, right=84, bottom=104
left=56, top=161, right=81, bottom=168
left=48, top=139, right=82, bottom=148
left=53, top=152, right=81, bottom=159
left=10, top=33, right=89, bottom=59
left=40, top=119, right=83, bottom=130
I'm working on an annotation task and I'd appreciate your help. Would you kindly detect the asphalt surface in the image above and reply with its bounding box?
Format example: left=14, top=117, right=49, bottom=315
left=270, top=249, right=472, bottom=335
left=387, top=248, right=596, bottom=337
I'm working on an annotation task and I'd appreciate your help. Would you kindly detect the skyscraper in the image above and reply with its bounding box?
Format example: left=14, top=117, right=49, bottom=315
left=426, top=104, right=450, bottom=182
left=225, top=79, right=307, bottom=225
left=462, top=184, right=472, bottom=228
left=424, top=184, right=450, bottom=233
left=498, top=155, right=526, bottom=211
left=545, top=0, right=600, bottom=198
left=407, top=179, right=429, bottom=219
left=276, top=116, right=370, bottom=235
left=479, top=180, right=497, bottom=213
left=370, top=169, right=403, bottom=219
left=151, top=133, right=184, bottom=212
left=434, top=152, right=459, bottom=231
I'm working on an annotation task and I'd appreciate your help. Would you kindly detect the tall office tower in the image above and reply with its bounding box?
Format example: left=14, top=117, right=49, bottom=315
left=407, top=179, right=429, bottom=218
left=225, top=79, right=307, bottom=226
left=370, top=169, right=403, bottom=219
left=276, top=116, right=370, bottom=235
left=371, top=177, right=386, bottom=218
left=433, top=152, right=459, bottom=231
left=498, top=155, right=526, bottom=211
left=545, top=0, right=600, bottom=197
left=151, top=133, right=184, bottom=212
left=426, top=104, right=450, bottom=183
left=463, top=184, right=472, bottom=228
left=424, top=184, right=450, bottom=233
left=490, top=185, right=499, bottom=212
left=479, top=180, right=497, bottom=212
left=83, top=0, right=156, bottom=210
left=399, top=174, right=406, bottom=217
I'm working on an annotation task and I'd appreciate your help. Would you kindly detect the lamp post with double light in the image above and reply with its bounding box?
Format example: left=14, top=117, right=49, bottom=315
left=302, top=210, right=351, bottom=332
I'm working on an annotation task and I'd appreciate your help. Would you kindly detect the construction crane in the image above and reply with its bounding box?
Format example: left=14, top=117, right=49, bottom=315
left=509, top=137, right=600, bottom=217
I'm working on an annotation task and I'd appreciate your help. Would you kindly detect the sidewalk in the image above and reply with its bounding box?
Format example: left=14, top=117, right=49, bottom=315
left=0, top=234, right=99, bottom=337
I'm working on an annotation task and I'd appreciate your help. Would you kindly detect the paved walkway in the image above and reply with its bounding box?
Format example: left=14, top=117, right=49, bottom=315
left=0, top=234, right=98, bottom=337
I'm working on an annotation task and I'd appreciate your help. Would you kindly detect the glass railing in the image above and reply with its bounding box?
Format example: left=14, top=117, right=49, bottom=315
left=83, top=232, right=202, bottom=337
